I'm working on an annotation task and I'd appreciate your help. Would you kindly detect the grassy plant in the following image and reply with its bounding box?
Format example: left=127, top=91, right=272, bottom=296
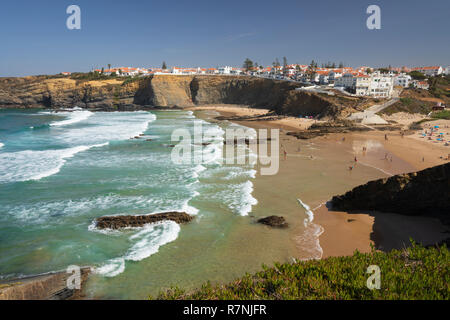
left=154, top=242, right=449, bottom=300
left=431, top=110, right=450, bottom=120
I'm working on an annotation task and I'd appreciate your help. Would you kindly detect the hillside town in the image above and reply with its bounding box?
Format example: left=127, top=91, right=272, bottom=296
left=60, top=63, right=450, bottom=99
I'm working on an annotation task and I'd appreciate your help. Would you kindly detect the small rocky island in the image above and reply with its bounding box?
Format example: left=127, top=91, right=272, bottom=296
left=95, top=212, right=194, bottom=229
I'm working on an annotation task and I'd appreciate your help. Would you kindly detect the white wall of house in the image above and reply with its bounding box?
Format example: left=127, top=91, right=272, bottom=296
left=334, top=73, right=355, bottom=88
left=218, top=66, right=232, bottom=74
left=394, top=74, right=412, bottom=87
left=369, top=72, right=394, bottom=97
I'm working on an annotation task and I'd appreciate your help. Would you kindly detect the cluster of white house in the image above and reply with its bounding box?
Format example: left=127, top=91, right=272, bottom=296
left=85, top=64, right=449, bottom=98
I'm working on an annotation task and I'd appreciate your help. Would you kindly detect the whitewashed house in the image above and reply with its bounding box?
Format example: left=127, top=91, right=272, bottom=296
left=328, top=70, right=343, bottom=84
left=414, top=66, right=443, bottom=77
left=354, top=75, right=371, bottom=96
left=334, top=73, right=355, bottom=88
left=218, top=66, right=232, bottom=74
left=368, top=72, right=394, bottom=97
left=394, top=73, right=412, bottom=88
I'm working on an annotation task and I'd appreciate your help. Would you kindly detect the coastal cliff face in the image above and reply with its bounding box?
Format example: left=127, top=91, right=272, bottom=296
left=0, top=75, right=356, bottom=118
left=331, top=162, right=450, bottom=224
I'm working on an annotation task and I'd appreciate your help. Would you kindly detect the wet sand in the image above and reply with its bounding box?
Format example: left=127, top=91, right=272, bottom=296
left=194, top=105, right=449, bottom=259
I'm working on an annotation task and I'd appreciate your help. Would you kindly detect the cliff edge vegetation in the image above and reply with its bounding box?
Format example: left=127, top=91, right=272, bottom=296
left=154, top=241, right=449, bottom=300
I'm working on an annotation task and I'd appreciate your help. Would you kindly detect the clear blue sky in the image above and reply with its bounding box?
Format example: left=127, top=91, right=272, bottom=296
left=0, top=0, right=449, bottom=76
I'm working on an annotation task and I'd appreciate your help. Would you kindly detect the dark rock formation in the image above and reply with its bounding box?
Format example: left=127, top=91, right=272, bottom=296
left=95, top=212, right=194, bottom=229
left=257, top=216, right=288, bottom=228
left=331, top=163, right=450, bottom=224
left=286, top=120, right=403, bottom=140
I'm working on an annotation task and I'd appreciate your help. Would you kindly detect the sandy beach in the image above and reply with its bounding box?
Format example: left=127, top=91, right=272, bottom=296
left=193, top=104, right=449, bottom=259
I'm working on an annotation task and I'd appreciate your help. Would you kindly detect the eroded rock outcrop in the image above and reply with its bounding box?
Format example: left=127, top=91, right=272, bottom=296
left=95, top=212, right=194, bottom=229
left=0, top=75, right=362, bottom=119
left=331, top=163, right=450, bottom=224
left=0, top=267, right=90, bottom=300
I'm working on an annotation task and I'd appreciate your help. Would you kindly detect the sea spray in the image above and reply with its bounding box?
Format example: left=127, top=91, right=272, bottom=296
left=48, top=109, right=93, bottom=127
left=94, top=221, right=180, bottom=277
left=0, top=143, right=108, bottom=183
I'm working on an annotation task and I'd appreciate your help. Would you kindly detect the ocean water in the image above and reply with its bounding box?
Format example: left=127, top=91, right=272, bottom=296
left=0, top=108, right=397, bottom=299
left=0, top=108, right=266, bottom=298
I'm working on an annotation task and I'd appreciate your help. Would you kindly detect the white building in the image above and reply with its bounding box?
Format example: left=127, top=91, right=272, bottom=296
left=335, top=72, right=394, bottom=98
left=354, top=75, right=371, bottom=96
left=394, top=73, right=412, bottom=88
left=368, top=72, right=394, bottom=97
left=334, top=73, right=356, bottom=88
left=445, top=66, right=450, bottom=75
left=218, top=66, right=232, bottom=74
left=414, top=66, right=443, bottom=77
left=328, top=70, right=343, bottom=83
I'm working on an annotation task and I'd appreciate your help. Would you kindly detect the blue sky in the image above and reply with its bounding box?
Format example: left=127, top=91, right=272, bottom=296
left=0, top=0, right=449, bottom=76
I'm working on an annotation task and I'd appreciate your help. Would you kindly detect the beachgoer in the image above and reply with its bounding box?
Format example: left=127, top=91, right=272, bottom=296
left=385, top=134, right=388, bottom=141
left=283, top=150, right=287, bottom=161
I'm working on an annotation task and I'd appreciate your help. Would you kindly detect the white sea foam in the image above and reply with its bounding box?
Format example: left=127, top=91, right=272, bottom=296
left=0, top=142, right=3, bottom=149
left=94, top=221, right=180, bottom=277
left=95, top=257, right=125, bottom=277
left=295, top=223, right=324, bottom=260
left=221, top=180, right=258, bottom=216
left=297, top=198, right=314, bottom=226
left=0, top=143, right=107, bottom=183
left=54, top=112, right=157, bottom=146
left=296, top=198, right=324, bottom=260
left=49, top=110, right=93, bottom=127
left=0, top=112, right=156, bottom=183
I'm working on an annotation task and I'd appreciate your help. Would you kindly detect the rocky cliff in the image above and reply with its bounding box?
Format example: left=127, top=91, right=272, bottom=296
left=331, top=162, right=450, bottom=224
left=0, top=75, right=360, bottom=118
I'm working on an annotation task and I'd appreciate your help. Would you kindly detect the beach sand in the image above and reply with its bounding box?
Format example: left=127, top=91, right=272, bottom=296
left=192, top=104, right=449, bottom=259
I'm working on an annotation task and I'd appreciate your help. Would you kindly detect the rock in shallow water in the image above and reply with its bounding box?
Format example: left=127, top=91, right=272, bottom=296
left=95, top=212, right=194, bottom=229
left=257, top=216, right=288, bottom=228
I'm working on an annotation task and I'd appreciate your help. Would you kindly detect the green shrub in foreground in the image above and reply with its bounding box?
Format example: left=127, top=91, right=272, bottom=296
left=153, top=242, right=449, bottom=300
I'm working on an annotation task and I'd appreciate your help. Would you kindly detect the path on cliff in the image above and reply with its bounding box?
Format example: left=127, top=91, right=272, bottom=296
left=347, top=94, right=400, bottom=125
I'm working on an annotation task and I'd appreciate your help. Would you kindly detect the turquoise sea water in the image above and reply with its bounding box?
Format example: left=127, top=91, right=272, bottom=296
left=0, top=108, right=262, bottom=298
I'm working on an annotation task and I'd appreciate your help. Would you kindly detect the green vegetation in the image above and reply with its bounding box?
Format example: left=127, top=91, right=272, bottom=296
left=429, top=75, right=450, bottom=100
left=380, top=97, right=433, bottom=115
left=154, top=242, right=449, bottom=300
left=70, top=71, right=117, bottom=81
left=431, top=110, right=450, bottom=120
left=121, top=76, right=151, bottom=86
left=409, top=71, right=426, bottom=80
left=243, top=58, right=254, bottom=72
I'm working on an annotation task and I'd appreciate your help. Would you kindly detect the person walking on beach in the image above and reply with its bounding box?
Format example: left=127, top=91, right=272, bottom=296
left=283, top=149, right=287, bottom=161
left=385, top=134, right=388, bottom=141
